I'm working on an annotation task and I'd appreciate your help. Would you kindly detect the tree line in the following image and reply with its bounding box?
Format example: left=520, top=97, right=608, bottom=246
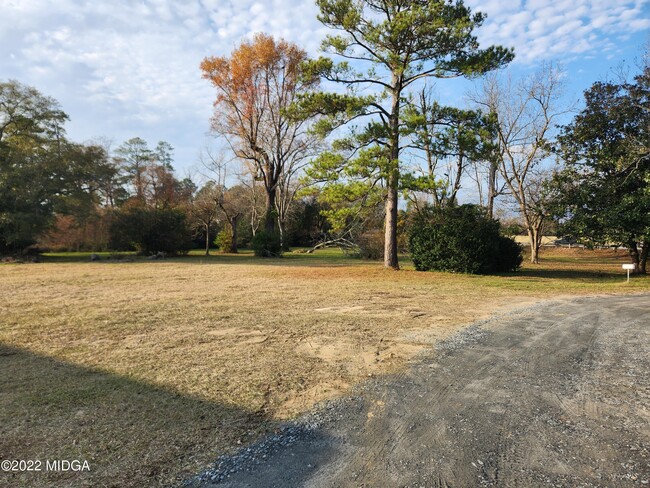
left=0, top=75, right=333, bottom=257
left=1, top=0, right=648, bottom=273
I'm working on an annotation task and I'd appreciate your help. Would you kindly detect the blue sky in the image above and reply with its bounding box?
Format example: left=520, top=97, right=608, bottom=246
left=1, top=0, right=648, bottom=177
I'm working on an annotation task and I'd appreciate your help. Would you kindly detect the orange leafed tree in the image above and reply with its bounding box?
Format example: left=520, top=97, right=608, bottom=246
left=200, top=33, right=320, bottom=237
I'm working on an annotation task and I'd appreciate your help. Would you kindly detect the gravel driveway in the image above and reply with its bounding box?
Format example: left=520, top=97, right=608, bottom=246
left=188, top=294, right=650, bottom=487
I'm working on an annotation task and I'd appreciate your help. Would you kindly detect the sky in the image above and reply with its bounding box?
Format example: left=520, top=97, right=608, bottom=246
left=1, top=0, right=649, bottom=178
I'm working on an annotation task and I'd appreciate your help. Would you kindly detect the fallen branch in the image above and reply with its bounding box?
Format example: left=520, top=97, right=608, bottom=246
left=302, top=238, right=359, bottom=254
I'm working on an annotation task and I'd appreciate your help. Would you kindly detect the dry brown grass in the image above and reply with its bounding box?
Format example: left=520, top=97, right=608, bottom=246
left=1, top=247, right=648, bottom=487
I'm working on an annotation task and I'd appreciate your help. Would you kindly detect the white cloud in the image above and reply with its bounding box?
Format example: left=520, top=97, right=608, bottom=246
left=467, top=0, right=650, bottom=63
left=0, top=0, right=326, bottom=167
left=0, top=0, right=647, bottom=169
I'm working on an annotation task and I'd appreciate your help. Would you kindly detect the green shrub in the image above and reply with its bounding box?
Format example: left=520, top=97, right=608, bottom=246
left=214, top=227, right=233, bottom=253
left=408, top=204, right=522, bottom=274
left=109, top=206, right=193, bottom=255
left=252, top=229, right=282, bottom=257
left=495, top=234, right=524, bottom=272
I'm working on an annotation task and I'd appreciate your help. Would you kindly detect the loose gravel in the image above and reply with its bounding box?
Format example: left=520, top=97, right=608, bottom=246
left=186, top=294, right=650, bottom=487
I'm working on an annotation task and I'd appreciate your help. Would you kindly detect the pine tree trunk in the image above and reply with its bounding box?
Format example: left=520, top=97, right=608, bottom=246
left=135, top=167, right=144, bottom=201
left=384, top=78, right=401, bottom=270
left=487, top=161, right=497, bottom=219
left=384, top=180, right=399, bottom=269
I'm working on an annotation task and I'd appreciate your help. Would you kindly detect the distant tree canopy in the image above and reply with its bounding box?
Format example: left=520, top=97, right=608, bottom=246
left=0, top=78, right=201, bottom=255
left=105, top=137, right=197, bottom=255
left=113, top=137, right=191, bottom=209
left=550, top=62, right=650, bottom=273
left=7, top=33, right=646, bottom=262
left=0, top=80, right=115, bottom=253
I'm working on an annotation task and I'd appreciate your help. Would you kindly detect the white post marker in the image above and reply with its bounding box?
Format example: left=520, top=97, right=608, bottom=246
left=622, top=263, right=636, bottom=283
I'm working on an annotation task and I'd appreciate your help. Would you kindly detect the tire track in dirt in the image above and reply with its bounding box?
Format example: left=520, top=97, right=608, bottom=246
left=194, top=294, right=650, bottom=488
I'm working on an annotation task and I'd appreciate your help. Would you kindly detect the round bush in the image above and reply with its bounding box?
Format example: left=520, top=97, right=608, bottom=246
left=214, top=227, right=233, bottom=253
left=408, top=205, right=522, bottom=274
left=109, top=206, right=193, bottom=255
left=252, top=229, right=282, bottom=257
left=495, top=234, right=524, bottom=273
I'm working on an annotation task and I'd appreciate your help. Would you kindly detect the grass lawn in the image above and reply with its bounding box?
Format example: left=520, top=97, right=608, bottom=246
left=1, top=247, right=648, bottom=487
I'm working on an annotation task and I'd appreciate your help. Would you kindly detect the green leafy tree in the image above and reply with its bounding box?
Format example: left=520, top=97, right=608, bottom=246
left=300, top=0, right=513, bottom=268
left=53, top=143, right=115, bottom=217
left=49, top=142, right=121, bottom=251
left=0, top=81, right=67, bottom=252
left=0, top=80, right=114, bottom=253
left=551, top=63, right=650, bottom=273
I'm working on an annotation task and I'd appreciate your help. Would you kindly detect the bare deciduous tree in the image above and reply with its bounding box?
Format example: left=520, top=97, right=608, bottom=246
left=191, top=183, right=220, bottom=255
left=200, top=33, right=320, bottom=243
left=199, top=147, right=256, bottom=253
left=471, top=65, right=567, bottom=263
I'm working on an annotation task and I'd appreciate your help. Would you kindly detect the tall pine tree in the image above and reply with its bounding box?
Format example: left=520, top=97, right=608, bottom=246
left=300, top=0, right=513, bottom=268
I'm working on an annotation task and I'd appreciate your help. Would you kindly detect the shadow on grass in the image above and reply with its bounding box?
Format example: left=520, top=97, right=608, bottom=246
left=0, top=343, right=302, bottom=488
left=38, top=249, right=373, bottom=268
left=26, top=250, right=649, bottom=284
left=513, top=267, right=623, bottom=280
